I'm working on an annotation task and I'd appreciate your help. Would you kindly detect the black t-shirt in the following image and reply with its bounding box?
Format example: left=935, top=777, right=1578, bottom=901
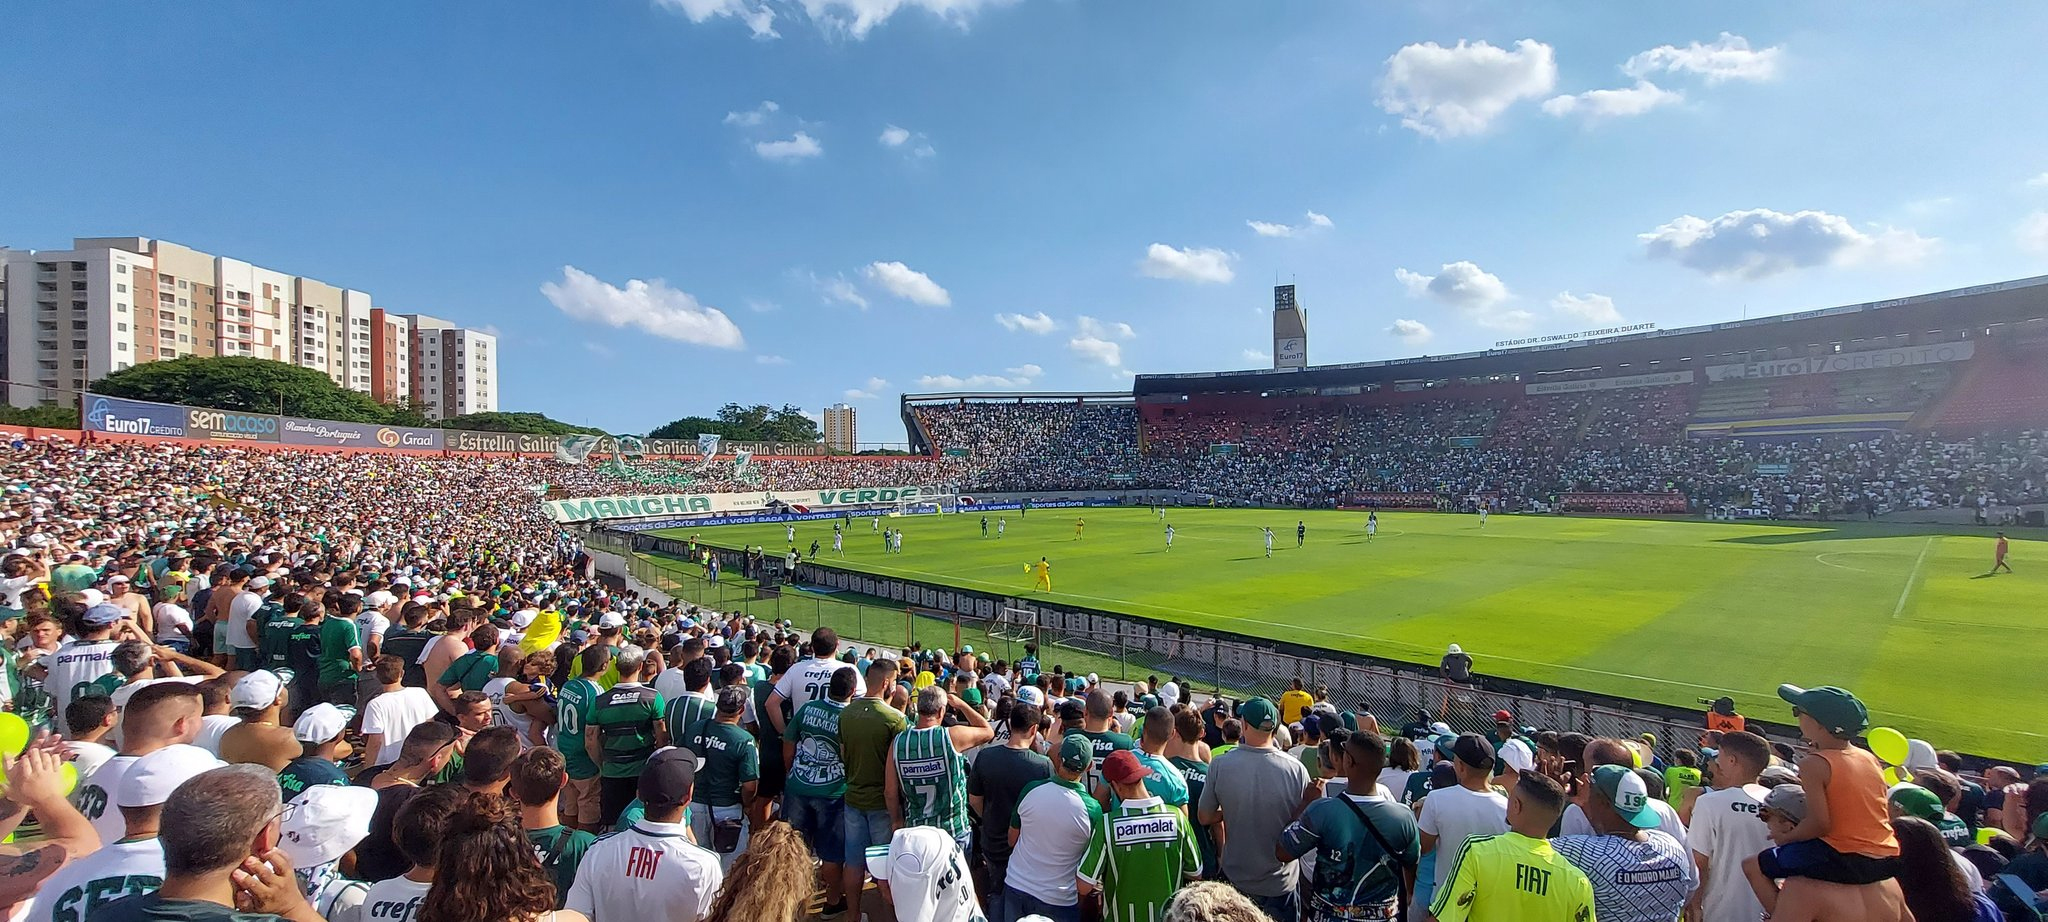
left=92, top=894, right=284, bottom=922
left=1956, top=778, right=1987, bottom=829
left=380, top=628, right=431, bottom=687
left=354, top=783, right=422, bottom=883
left=286, top=621, right=323, bottom=691
left=967, top=745, right=1054, bottom=858
left=1441, top=653, right=1474, bottom=683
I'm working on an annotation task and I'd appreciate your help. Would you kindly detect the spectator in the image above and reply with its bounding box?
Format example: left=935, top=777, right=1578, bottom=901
left=1427, top=772, right=1595, bottom=922
left=968, top=701, right=1052, bottom=907
left=219, top=669, right=298, bottom=771
left=1004, top=734, right=1105, bottom=922
left=357, top=721, right=461, bottom=883
left=426, top=790, right=591, bottom=922
left=1278, top=730, right=1419, bottom=921
left=665, top=656, right=718, bottom=751
left=1767, top=685, right=1899, bottom=889
left=362, top=654, right=438, bottom=769
left=1161, top=881, right=1270, bottom=922
left=1417, top=735, right=1509, bottom=911
left=1743, top=784, right=1911, bottom=922
left=1560, top=737, right=1689, bottom=848
left=278, top=703, right=354, bottom=799
left=29, top=744, right=223, bottom=922
left=509, top=747, right=598, bottom=907
left=1891, top=816, right=2002, bottom=922
left=1280, top=678, right=1315, bottom=726
left=588, top=645, right=668, bottom=827
left=782, top=664, right=856, bottom=917
left=841, top=658, right=911, bottom=906
left=1198, top=696, right=1309, bottom=920
left=1081, top=749, right=1204, bottom=922
left=274, top=783, right=378, bottom=920
left=1130, top=706, right=1190, bottom=809
left=366, top=784, right=467, bottom=922
left=1889, top=782, right=1972, bottom=850
left=871, top=824, right=985, bottom=922
left=94, top=764, right=323, bottom=922
left=73, top=681, right=205, bottom=845
left=700, top=822, right=814, bottom=922
left=1685, top=730, right=1774, bottom=922
left=692, top=685, right=761, bottom=869
left=566, top=747, right=722, bottom=922
left=1552, top=765, right=1694, bottom=922
left=890, top=684, right=994, bottom=849
left=554, top=644, right=611, bottom=832
left=461, top=726, right=524, bottom=799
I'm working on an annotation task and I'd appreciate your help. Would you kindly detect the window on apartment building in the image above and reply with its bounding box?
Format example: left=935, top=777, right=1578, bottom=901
left=71, top=321, right=87, bottom=331
left=72, top=340, right=86, bottom=350
left=74, top=359, right=86, bottom=368
left=117, top=362, right=129, bottom=371
left=178, top=334, right=187, bottom=343
left=161, top=349, right=173, bottom=358
left=71, top=282, right=86, bottom=291
left=178, top=298, right=187, bottom=307
left=117, top=323, right=127, bottom=332
left=116, top=283, right=127, bottom=293
left=178, top=280, right=187, bottom=289
left=115, top=303, right=125, bottom=312
left=115, top=264, right=125, bottom=273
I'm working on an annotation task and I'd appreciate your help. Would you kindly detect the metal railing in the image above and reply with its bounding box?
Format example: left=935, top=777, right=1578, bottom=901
left=584, top=528, right=1749, bottom=765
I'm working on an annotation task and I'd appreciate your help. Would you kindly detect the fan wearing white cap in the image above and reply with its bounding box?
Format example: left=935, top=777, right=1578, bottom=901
left=72, top=681, right=206, bottom=848
left=108, top=764, right=325, bottom=920
left=278, top=784, right=380, bottom=922
left=278, top=704, right=356, bottom=801
left=29, top=601, right=125, bottom=720
left=218, top=669, right=299, bottom=772
left=25, top=745, right=223, bottom=922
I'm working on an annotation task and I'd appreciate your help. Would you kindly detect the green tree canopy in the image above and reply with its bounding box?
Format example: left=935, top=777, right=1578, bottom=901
left=647, top=403, right=821, bottom=443
left=439, top=411, right=601, bottom=435
left=0, top=404, right=81, bottom=429
left=93, top=356, right=400, bottom=423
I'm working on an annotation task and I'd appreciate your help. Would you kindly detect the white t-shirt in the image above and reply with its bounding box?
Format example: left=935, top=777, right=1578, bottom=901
left=1563, top=798, right=1689, bottom=852
left=1552, top=830, right=1696, bottom=922
left=653, top=667, right=690, bottom=703
left=1417, top=783, right=1510, bottom=889
left=565, top=818, right=723, bottom=922
left=1376, top=767, right=1415, bottom=797
left=226, top=590, right=264, bottom=650
left=0, top=574, right=37, bottom=610
left=361, top=874, right=433, bottom=922
left=358, top=610, right=391, bottom=646
left=193, top=714, right=241, bottom=756
left=774, top=656, right=864, bottom=713
left=23, top=836, right=166, bottom=922
left=1008, top=778, right=1097, bottom=906
left=482, top=676, right=534, bottom=742
left=68, top=741, right=118, bottom=785
left=872, top=825, right=984, bottom=922
left=73, top=754, right=139, bottom=846
left=152, top=601, right=193, bottom=642
left=43, top=638, right=118, bottom=725
left=361, top=687, right=439, bottom=766
left=1688, top=784, right=1772, bottom=922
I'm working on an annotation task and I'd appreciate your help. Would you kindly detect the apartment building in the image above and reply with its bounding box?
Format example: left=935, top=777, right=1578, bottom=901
left=399, top=313, right=498, bottom=420
left=823, top=403, right=857, bottom=452
left=2, top=237, right=491, bottom=413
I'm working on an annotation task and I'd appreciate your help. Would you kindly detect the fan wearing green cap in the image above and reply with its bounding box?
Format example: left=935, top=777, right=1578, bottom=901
left=1552, top=765, right=1695, bottom=922
left=1742, top=684, right=1901, bottom=917
left=1886, top=784, right=1970, bottom=850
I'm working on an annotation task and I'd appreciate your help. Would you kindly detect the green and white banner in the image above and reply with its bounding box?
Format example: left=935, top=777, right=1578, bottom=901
left=544, top=484, right=931, bottom=523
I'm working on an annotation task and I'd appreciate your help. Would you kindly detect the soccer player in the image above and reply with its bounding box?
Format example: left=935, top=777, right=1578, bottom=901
left=873, top=516, right=881, bottom=533
left=1164, top=525, right=1175, bottom=553
left=1478, top=505, right=1489, bottom=528
left=981, top=516, right=990, bottom=538
left=1075, top=517, right=1085, bottom=540
left=893, top=530, right=904, bottom=555
left=998, top=518, right=1007, bottom=538
left=810, top=539, right=821, bottom=560
left=1263, top=528, right=1274, bottom=558
left=1993, top=532, right=2014, bottom=573
left=1296, top=521, right=1305, bottom=548
left=1367, top=511, right=1378, bottom=542
left=1035, top=558, right=1052, bottom=592
left=833, top=531, right=844, bottom=558
left=787, top=524, right=797, bottom=543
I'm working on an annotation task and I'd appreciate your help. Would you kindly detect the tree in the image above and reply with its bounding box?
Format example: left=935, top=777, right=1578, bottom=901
left=438, top=411, right=601, bottom=435
left=647, top=403, right=821, bottom=443
left=0, top=404, right=80, bottom=429
left=94, top=357, right=397, bottom=423
left=647, top=416, right=725, bottom=441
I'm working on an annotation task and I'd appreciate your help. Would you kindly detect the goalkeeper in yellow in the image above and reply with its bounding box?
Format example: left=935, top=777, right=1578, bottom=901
left=1034, top=556, right=1052, bottom=591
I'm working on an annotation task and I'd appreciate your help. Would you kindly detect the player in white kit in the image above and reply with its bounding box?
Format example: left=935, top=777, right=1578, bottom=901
left=1164, top=524, right=1175, bottom=552
left=833, top=531, right=844, bottom=557
left=1263, top=527, right=1274, bottom=558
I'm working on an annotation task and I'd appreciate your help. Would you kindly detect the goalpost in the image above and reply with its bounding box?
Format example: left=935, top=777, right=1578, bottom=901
left=987, top=606, right=1040, bottom=645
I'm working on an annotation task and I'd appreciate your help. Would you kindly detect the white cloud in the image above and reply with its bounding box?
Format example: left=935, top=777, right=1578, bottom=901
left=817, top=274, right=869, bottom=309
left=995, top=311, right=1057, bottom=334
left=2028, top=173, right=2048, bottom=190
left=878, top=124, right=935, bottom=158
left=2019, top=212, right=2048, bottom=256
left=879, top=125, right=910, bottom=147
left=1550, top=291, right=1622, bottom=324
left=863, top=261, right=951, bottom=307
left=660, top=0, right=1012, bottom=38
left=1387, top=319, right=1434, bottom=343
left=917, top=364, right=1042, bottom=390
left=541, top=266, right=745, bottom=350
left=1242, top=348, right=1271, bottom=363
left=1624, top=33, right=1783, bottom=84
left=722, top=100, right=781, bottom=126
left=1641, top=208, right=1937, bottom=279
left=583, top=341, right=615, bottom=357
left=1542, top=81, right=1683, bottom=120
left=1068, top=316, right=1135, bottom=367
left=1394, top=261, right=1533, bottom=330
left=1139, top=243, right=1235, bottom=283
left=744, top=298, right=779, bottom=313
left=844, top=376, right=889, bottom=400
left=660, top=0, right=781, bottom=37
left=1247, top=220, right=1295, bottom=238
left=755, top=354, right=790, bottom=365
left=1305, top=211, right=1334, bottom=228
left=754, top=131, right=823, bottom=161
left=1377, top=39, right=1557, bottom=138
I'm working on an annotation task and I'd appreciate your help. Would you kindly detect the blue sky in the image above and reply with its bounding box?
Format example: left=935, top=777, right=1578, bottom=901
left=5, top=2, right=2048, bottom=438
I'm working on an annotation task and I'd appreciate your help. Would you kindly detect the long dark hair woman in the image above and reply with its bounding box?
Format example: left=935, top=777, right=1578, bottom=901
left=1892, top=816, right=2001, bottom=922
left=419, top=791, right=589, bottom=922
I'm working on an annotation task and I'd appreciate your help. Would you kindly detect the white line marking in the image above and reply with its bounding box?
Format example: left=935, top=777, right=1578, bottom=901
left=1814, top=552, right=1879, bottom=574
left=1893, top=537, right=1935, bottom=620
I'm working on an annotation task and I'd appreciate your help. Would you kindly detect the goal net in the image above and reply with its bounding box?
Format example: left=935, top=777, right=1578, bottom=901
left=987, top=606, right=1040, bottom=644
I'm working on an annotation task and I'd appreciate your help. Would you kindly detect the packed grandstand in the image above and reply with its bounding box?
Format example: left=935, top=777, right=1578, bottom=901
left=1, top=276, right=2044, bottom=922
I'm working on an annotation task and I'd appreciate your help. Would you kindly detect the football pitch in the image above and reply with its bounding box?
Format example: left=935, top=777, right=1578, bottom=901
left=657, top=508, right=2045, bottom=759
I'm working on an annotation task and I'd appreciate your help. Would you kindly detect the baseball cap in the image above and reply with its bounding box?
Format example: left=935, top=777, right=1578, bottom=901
left=1777, top=684, right=1869, bottom=738
left=1434, top=735, right=1458, bottom=759
left=511, top=609, right=538, bottom=629
left=598, top=612, right=627, bottom=630
left=1591, top=764, right=1659, bottom=828
left=1446, top=643, right=1462, bottom=655
left=1761, top=783, right=1808, bottom=823
left=117, top=744, right=224, bottom=808
left=230, top=669, right=292, bottom=709
left=248, top=576, right=271, bottom=589
left=82, top=603, right=126, bottom=627
left=278, top=785, right=378, bottom=869
left=568, top=629, right=591, bottom=644
left=1057, top=734, right=1094, bottom=773
left=1238, top=698, right=1280, bottom=733
left=1452, top=734, right=1495, bottom=771
left=293, top=704, right=355, bottom=743
left=1102, top=750, right=1152, bottom=785
left=1015, top=686, right=1046, bottom=708
left=1888, top=784, right=1946, bottom=822
left=1428, top=721, right=1452, bottom=737
left=639, top=746, right=697, bottom=809
left=1499, top=738, right=1535, bottom=773
left=108, top=574, right=130, bottom=584
left=75, top=588, right=107, bottom=607
left=1492, top=710, right=1513, bottom=723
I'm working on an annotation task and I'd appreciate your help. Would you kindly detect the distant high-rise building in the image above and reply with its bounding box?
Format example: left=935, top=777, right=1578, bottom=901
left=400, top=313, right=498, bottom=420
left=367, top=308, right=412, bottom=405
left=1272, top=284, right=1307, bottom=369
left=823, top=403, right=857, bottom=452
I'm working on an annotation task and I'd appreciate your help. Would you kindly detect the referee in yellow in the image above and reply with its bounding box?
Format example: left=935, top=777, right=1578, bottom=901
left=1034, top=557, right=1052, bottom=591
left=1429, top=772, right=1595, bottom=922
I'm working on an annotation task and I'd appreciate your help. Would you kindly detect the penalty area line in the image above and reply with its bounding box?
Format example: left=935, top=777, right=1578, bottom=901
left=1893, top=537, right=1935, bottom=620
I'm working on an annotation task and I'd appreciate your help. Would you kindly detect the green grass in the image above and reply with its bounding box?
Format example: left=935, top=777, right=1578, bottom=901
left=653, top=508, right=2047, bottom=760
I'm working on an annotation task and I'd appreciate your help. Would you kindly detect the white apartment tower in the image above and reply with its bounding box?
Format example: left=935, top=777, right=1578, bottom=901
left=399, top=313, right=498, bottom=420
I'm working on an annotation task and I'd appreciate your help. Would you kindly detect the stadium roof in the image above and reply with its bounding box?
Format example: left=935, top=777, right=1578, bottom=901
left=1135, top=274, right=2048, bottom=395
left=900, top=391, right=1134, bottom=404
